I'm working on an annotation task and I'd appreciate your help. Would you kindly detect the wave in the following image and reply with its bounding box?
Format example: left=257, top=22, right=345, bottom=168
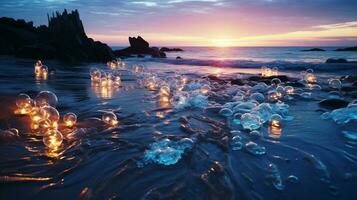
left=125, top=57, right=357, bottom=72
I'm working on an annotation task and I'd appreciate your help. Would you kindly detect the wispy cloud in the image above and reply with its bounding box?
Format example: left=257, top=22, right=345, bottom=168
left=314, top=21, right=357, bottom=29
left=131, top=1, right=158, bottom=7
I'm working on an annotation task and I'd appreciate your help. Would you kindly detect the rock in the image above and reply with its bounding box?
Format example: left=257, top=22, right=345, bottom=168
left=248, top=75, right=290, bottom=83
left=326, top=58, right=348, bottom=63
left=319, top=99, right=349, bottom=109
left=0, top=10, right=115, bottom=63
left=335, top=46, right=357, bottom=51
left=230, top=79, right=244, bottom=85
left=160, top=47, right=183, bottom=52
left=301, top=48, right=325, bottom=52
left=114, top=36, right=166, bottom=58
left=176, top=56, right=182, bottom=59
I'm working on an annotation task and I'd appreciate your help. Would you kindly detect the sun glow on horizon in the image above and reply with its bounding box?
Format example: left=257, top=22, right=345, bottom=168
left=212, top=39, right=233, bottom=47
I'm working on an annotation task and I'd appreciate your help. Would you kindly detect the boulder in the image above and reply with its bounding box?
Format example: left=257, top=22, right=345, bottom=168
left=319, top=99, right=349, bottom=109
left=326, top=58, right=348, bottom=63
left=160, top=47, right=183, bottom=52
left=335, top=46, right=357, bottom=51
left=114, top=36, right=166, bottom=58
left=301, top=48, right=325, bottom=52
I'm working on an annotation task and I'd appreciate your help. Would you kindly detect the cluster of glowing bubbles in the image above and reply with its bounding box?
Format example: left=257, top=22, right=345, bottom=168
left=14, top=91, right=66, bottom=150
left=102, top=112, right=119, bottom=126
left=261, top=66, right=279, bottom=77
left=107, top=59, right=125, bottom=70
left=90, top=64, right=122, bottom=98
left=34, top=60, right=48, bottom=80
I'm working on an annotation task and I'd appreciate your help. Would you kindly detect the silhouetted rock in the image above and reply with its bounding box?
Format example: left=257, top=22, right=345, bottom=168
left=326, top=58, right=348, bottom=63
left=301, top=48, right=325, bottom=52
left=335, top=46, right=357, bottom=51
left=319, top=99, right=349, bottom=109
left=176, top=56, right=182, bottom=59
left=0, top=9, right=115, bottom=63
left=160, top=47, right=183, bottom=52
left=114, top=36, right=166, bottom=58
left=248, top=75, right=290, bottom=83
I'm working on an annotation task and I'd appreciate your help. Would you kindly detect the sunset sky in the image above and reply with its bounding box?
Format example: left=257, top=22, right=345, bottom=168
left=1, top=0, right=357, bottom=46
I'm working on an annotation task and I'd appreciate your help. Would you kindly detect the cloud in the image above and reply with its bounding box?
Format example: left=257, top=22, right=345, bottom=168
left=314, top=21, right=357, bottom=29
left=131, top=1, right=158, bottom=7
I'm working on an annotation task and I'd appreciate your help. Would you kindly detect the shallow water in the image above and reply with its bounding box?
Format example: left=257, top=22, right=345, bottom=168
left=0, top=56, right=356, bottom=200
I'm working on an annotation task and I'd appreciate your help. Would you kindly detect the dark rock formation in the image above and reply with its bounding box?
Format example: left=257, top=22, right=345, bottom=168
left=301, top=48, right=325, bottom=52
left=176, top=56, right=182, bottom=59
left=326, top=58, right=348, bottom=63
left=319, top=99, right=349, bottom=109
left=335, top=46, right=357, bottom=51
left=160, top=47, right=183, bottom=52
left=0, top=9, right=115, bottom=63
left=114, top=36, right=166, bottom=58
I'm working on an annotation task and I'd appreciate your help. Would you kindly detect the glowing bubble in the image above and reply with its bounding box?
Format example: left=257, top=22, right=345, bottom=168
left=328, top=79, right=342, bottom=89
left=284, top=86, right=294, bottom=95
left=201, top=85, right=211, bottom=95
left=35, top=91, right=58, bottom=108
left=63, top=112, right=77, bottom=127
left=250, top=92, right=265, bottom=103
left=219, top=108, right=233, bottom=117
left=30, top=107, right=45, bottom=122
left=160, top=86, right=170, bottom=96
left=90, top=69, right=101, bottom=82
left=102, top=112, right=118, bottom=126
left=254, top=103, right=273, bottom=123
left=270, top=114, right=282, bottom=128
left=38, top=119, right=57, bottom=133
left=245, top=141, right=266, bottom=155
left=16, top=93, right=33, bottom=109
left=231, top=135, right=243, bottom=150
left=34, top=60, right=42, bottom=74
left=241, top=113, right=261, bottom=130
left=271, top=78, right=281, bottom=86
left=42, top=106, right=60, bottom=126
left=43, top=129, right=63, bottom=149
left=304, top=73, right=317, bottom=83
left=267, top=90, right=280, bottom=102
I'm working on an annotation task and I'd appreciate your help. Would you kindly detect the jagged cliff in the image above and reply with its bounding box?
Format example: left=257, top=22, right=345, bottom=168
left=0, top=9, right=115, bottom=63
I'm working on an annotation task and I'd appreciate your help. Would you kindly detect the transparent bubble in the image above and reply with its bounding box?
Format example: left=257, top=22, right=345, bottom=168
left=267, top=90, right=280, bottom=102
left=179, top=138, right=194, bottom=149
left=271, top=78, right=281, bottom=86
left=252, top=82, right=268, bottom=93
left=43, top=129, right=63, bottom=149
left=233, top=113, right=242, bottom=125
left=188, top=94, right=208, bottom=108
left=219, top=108, right=233, bottom=117
left=245, top=141, right=266, bottom=155
left=249, top=130, right=262, bottom=139
left=102, top=112, right=118, bottom=126
left=241, top=113, right=261, bottom=130
left=328, top=79, right=342, bottom=89
left=231, top=135, right=243, bottom=150
left=306, top=68, right=314, bottom=73
left=63, top=112, right=77, bottom=127
left=276, top=86, right=285, bottom=94
left=91, top=69, right=101, bottom=82
left=35, top=91, right=58, bottom=108
left=233, top=102, right=255, bottom=113
left=300, top=92, right=311, bottom=99
left=250, top=92, right=265, bottom=103
left=40, top=65, right=48, bottom=74
left=16, top=93, right=33, bottom=109
left=30, top=107, right=45, bottom=122
left=42, top=106, right=60, bottom=124
left=284, top=86, right=294, bottom=95
left=90, top=67, right=99, bottom=76
left=327, top=91, right=342, bottom=99
left=254, top=103, right=273, bottom=123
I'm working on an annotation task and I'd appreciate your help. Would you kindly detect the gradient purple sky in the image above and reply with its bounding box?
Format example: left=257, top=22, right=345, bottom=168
left=1, top=0, right=357, bottom=46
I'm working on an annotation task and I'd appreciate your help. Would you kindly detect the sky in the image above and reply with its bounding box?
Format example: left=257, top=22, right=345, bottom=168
left=1, top=0, right=357, bottom=46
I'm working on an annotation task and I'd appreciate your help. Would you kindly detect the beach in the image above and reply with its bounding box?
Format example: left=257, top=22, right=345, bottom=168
left=0, top=50, right=357, bottom=199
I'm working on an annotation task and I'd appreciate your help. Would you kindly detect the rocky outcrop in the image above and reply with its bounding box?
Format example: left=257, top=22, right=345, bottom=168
left=160, top=47, right=183, bottom=52
left=301, top=48, right=325, bottom=52
left=114, top=36, right=166, bottom=58
left=0, top=9, right=115, bottom=63
left=335, top=46, right=357, bottom=51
